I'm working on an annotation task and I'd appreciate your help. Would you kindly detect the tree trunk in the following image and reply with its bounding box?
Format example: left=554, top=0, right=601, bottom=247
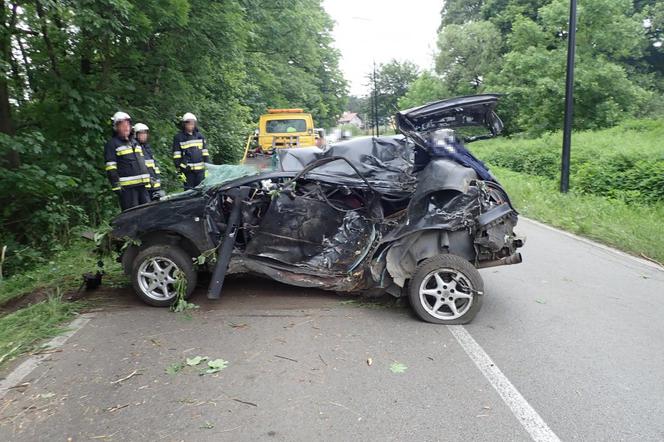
left=34, top=0, right=60, bottom=77
left=0, top=0, right=19, bottom=168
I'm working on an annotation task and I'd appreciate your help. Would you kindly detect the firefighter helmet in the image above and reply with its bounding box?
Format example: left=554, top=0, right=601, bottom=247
left=182, top=112, right=197, bottom=122
left=134, top=123, right=149, bottom=133
left=111, top=111, right=131, bottom=126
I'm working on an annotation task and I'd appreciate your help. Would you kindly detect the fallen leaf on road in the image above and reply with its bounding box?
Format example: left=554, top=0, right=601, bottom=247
left=186, top=356, right=207, bottom=366
left=389, top=362, right=408, bottom=373
left=229, top=322, right=248, bottom=329
left=38, top=392, right=55, bottom=399
left=166, top=362, right=185, bottom=375
left=200, top=421, right=214, bottom=429
left=535, top=299, right=546, bottom=304
left=206, top=359, right=229, bottom=374
left=366, top=358, right=373, bottom=366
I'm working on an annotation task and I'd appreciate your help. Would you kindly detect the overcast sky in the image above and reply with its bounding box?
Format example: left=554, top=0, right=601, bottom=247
left=322, top=0, right=442, bottom=96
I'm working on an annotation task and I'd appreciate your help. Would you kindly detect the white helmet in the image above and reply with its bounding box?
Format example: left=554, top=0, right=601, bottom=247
left=111, top=111, right=131, bottom=125
left=133, top=123, right=149, bottom=133
left=182, top=112, right=197, bottom=122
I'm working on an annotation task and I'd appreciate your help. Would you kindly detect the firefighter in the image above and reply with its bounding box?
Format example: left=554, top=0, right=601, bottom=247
left=133, top=123, right=164, bottom=200
left=172, top=112, right=210, bottom=190
left=104, top=112, right=151, bottom=210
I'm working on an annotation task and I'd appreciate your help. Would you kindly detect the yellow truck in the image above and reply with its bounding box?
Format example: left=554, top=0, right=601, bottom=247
left=257, top=108, right=316, bottom=151
left=241, top=108, right=325, bottom=166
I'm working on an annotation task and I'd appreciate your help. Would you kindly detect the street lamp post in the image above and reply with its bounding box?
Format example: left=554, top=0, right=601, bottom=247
left=373, top=61, right=379, bottom=137
left=560, top=0, right=577, bottom=193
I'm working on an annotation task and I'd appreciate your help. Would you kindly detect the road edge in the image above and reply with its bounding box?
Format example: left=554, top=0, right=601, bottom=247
left=0, top=313, right=94, bottom=400
left=521, top=217, right=663, bottom=271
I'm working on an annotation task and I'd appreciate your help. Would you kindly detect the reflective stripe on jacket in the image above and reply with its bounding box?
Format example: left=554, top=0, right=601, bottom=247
left=138, top=142, right=162, bottom=190
left=172, top=130, right=209, bottom=172
left=104, top=135, right=151, bottom=190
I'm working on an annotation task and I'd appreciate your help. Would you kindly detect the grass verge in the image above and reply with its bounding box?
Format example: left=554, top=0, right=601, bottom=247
left=0, top=294, right=82, bottom=368
left=0, top=238, right=126, bottom=307
left=0, top=239, right=127, bottom=369
left=493, top=166, right=664, bottom=263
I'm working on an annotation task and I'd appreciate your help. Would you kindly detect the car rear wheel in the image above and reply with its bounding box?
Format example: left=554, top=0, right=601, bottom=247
left=131, top=245, right=197, bottom=307
left=409, top=254, right=484, bottom=324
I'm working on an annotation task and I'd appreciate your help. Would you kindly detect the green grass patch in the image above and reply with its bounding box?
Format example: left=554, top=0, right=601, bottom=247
left=0, top=238, right=125, bottom=307
left=473, top=119, right=664, bottom=205
left=0, top=294, right=82, bottom=367
left=493, top=166, right=664, bottom=263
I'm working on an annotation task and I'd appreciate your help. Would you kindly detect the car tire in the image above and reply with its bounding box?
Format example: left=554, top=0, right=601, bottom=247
left=408, top=254, right=484, bottom=325
left=131, top=245, right=197, bottom=307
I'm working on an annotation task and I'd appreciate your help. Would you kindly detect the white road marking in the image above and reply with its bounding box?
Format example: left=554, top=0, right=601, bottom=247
left=0, top=314, right=93, bottom=399
left=448, top=325, right=561, bottom=442
left=522, top=217, right=662, bottom=271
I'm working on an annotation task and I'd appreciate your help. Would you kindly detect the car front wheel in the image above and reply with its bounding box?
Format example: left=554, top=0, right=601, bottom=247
left=131, top=245, right=197, bottom=307
left=409, top=254, right=484, bottom=324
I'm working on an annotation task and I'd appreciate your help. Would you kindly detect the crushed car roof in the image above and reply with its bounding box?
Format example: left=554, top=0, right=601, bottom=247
left=277, top=135, right=415, bottom=192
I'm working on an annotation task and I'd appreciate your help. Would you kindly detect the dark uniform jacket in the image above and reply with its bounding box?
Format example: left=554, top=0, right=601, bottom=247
left=138, top=142, right=161, bottom=190
left=104, top=134, right=151, bottom=190
left=172, top=129, right=209, bottom=172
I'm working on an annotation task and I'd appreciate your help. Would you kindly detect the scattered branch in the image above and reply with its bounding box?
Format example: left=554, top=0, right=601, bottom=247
left=110, top=369, right=141, bottom=385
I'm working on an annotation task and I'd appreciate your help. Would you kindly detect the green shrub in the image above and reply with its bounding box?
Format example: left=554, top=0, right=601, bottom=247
left=472, top=119, right=664, bottom=205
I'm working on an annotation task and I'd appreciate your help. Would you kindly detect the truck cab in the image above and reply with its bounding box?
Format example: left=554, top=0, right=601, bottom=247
left=257, top=109, right=316, bottom=152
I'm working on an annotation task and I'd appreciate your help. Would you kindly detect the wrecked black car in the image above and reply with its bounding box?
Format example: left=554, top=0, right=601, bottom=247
left=111, top=94, right=524, bottom=324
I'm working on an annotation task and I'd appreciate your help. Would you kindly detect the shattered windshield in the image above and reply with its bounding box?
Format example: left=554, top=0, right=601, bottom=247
left=198, top=164, right=260, bottom=189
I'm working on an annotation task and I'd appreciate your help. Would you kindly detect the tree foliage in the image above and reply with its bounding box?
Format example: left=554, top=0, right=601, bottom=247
left=0, top=0, right=347, bottom=276
left=417, top=0, right=664, bottom=134
left=362, top=59, right=419, bottom=126
left=397, top=71, right=450, bottom=109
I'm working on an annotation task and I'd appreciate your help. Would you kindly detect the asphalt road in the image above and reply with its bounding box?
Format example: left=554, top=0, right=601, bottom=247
left=0, top=218, right=663, bottom=441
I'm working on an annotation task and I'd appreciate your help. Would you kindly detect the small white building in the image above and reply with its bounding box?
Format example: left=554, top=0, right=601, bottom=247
left=337, top=111, right=363, bottom=128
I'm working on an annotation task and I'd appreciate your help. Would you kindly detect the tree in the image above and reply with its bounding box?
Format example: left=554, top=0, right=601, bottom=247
left=0, top=0, right=348, bottom=277
left=365, top=59, right=419, bottom=123
left=397, top=71, right=450, bottom=109
left=485, top=0, right=651, bottom=133
left=435, top=21, right=503, bottom=95
left=439, top=0, right=484, bottom=28
left=426, top=0, right=658, bottom=134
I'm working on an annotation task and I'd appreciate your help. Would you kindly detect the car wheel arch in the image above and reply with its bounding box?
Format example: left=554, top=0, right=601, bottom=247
left=121, top=230, right=201, bottom=275
left=384, top=229, right=475, bottom=288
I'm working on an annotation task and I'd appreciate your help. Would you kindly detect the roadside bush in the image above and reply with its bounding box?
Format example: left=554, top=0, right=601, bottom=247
left=472, top=119, right=664, bottom=205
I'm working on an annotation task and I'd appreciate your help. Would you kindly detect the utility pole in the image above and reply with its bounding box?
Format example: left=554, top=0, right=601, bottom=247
left=560, top=0, right=577, bottom=193
left=373, top=61, right=379, bottom=137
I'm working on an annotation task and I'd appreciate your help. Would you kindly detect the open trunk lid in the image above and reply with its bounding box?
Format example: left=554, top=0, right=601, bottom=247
left=396, top=94, right=504, bottom=143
